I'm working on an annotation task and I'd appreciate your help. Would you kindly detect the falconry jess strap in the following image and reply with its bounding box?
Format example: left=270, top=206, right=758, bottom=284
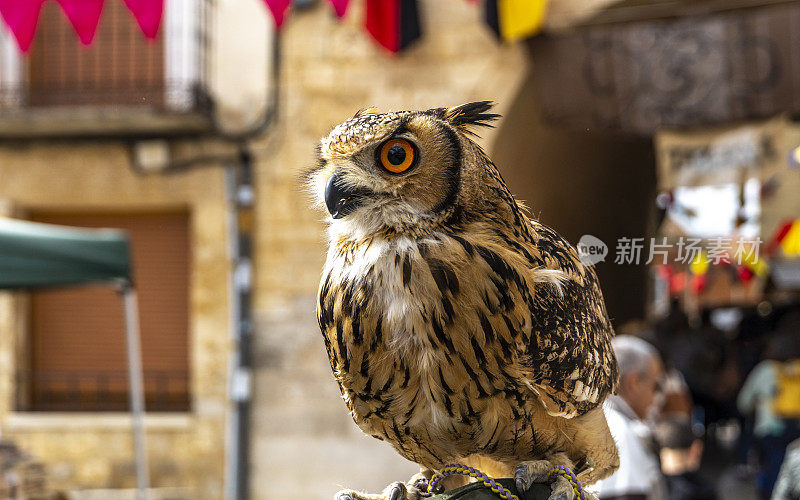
left=428, top=464, right=587, bottom=500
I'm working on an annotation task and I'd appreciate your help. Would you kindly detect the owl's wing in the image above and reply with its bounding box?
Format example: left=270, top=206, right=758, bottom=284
left=514, top=221, right=619, bottom=418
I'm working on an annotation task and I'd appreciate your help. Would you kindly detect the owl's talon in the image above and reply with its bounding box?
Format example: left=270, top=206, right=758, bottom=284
left=515, top=459, right=578, bottom=500
left=514, top=460, right=552, bottom=492
left=514, top=464, right=533, bottom=492
left=412, top=477, right=428, bottom=492
left=547, top=476, right=576, bottom=500
left=409, top=469, right=433, bottom=494
left=333, top=479, right=429, bottom=500
left=388, top=482, right=406, bottom=500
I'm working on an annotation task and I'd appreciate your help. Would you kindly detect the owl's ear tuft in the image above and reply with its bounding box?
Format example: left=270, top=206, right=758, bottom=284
left=435, top=101, right=501, bottom=134
left=354, top=107, right=380, bottom=118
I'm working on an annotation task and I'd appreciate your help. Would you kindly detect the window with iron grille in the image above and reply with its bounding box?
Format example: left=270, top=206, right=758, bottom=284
left=0, top=0, right=207, bottom=113
left=28, top=1, right=165, bottom=108
left=17, top=212, right=191, bottom=413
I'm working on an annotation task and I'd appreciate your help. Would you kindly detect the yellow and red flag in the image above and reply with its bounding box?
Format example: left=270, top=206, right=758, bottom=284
left=769, top=219, right=800, bottom=257
left=484, top=0, right=548, bottom=42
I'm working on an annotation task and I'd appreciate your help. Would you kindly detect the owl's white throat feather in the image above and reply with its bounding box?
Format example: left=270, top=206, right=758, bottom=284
left=325, top=232, right=461, bottom=436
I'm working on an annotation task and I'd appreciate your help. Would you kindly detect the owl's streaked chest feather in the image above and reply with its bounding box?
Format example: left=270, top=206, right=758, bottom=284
left=325, top=234, right=448, bottom=355
left=318, top=231, right=554, bottom=465
left=317, top=218, right=618, bottom=474
left=323, top=234, right=456, bottom=410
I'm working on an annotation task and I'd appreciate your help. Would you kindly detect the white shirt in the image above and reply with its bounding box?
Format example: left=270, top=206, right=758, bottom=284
left=589, top=396, right=667, bottom=500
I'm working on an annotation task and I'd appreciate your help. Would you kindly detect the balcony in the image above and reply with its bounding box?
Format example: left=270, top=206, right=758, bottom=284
left=0, top=0, right=213, bottom=139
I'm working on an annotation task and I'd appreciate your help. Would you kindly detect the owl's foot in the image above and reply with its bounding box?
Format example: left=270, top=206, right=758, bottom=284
left=514, top=460, right=589, bottom=500
left=334, top=479, right=431, bottom=500
left=408, top=469, right=435, bottom=494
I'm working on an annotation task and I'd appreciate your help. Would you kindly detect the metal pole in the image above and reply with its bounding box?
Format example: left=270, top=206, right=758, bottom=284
left=223, top=149, right=255, bottom=500
left=122, top=284, right=150, bottom=500
left=223, top=163, right=241, bottom=500
left=235, top=150, right=254, bottom=500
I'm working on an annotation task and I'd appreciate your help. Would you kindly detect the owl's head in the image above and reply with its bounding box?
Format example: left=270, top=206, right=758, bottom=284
left=306, top=101, right=500, bottom=238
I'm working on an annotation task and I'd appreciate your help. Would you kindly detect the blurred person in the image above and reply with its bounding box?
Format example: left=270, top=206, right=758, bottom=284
left=772, top=438, right=800, bottom=500
left=654, top=417, right=717, bottom=500
left=621, top=317, right=692, bottom=420
left=737, top=317, right=800, bottom=500
left=592, top=336, right=668, bottom=500
left=651, top=307, right=724, bottom=424
left=637, top=317, right=693, bottom=421
left=683, top=321, right=739, bottom=426
left=658, top=368, right=693, bottom=420
left=734, top=307, right=778, bottom=466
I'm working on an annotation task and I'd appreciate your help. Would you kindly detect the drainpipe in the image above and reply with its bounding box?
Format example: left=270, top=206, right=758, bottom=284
left=224, top=148, right=256, bottom=500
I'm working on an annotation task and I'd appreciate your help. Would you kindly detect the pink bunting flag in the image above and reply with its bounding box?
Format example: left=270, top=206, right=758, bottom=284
left=123, top=0, right=163, bottom=39
left=328, top=0, right=350, bottom=18
left=0, top=0, right=45, bottom=52
left=262, top=0, right=291, bottom=28
left=57, top=0, right=104, bottom=45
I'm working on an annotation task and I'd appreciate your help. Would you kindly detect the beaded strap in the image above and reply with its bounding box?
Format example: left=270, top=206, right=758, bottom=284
left=427, top=464, right=519, bottom=500
left=546, top=466, right=586, bottom=500
left=426, top=463, right=587, bottom=500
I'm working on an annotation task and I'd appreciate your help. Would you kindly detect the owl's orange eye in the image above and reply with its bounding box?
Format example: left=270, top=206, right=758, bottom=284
left=379, top=138, right=416, bottom=174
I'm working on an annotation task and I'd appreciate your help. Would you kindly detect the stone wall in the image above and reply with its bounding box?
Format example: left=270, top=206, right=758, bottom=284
left=0, top=142, right=229, bottom=497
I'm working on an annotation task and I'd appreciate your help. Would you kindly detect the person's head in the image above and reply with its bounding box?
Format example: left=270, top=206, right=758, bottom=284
left=612, top=335, right=664, bottom=419
left=654, top=417, right=704, bottom=475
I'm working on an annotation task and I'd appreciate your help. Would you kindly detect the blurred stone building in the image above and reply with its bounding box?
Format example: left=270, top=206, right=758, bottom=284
left=0, top=0, right=681, bottom=497
left=0, top=1, right=232, bottom=497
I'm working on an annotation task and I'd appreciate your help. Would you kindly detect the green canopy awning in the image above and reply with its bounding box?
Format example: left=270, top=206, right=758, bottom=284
left=0, top=217, right=131, bottom=289
left=0, top=217, right=147, bottom=495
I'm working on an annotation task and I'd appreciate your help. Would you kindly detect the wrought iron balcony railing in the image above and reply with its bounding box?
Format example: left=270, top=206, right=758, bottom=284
left=16, top=369, right=190, bottom=413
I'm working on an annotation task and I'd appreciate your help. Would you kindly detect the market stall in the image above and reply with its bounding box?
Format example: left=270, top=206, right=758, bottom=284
left=0, top=217, right=149, bottom=500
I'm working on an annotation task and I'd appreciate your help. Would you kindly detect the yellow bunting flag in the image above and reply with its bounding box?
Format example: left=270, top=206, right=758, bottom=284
left=485, top=0, right=549, bottom=42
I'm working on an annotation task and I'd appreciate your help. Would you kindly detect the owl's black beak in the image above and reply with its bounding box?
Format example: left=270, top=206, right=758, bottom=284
left=325, top=172, right=367, bottom=219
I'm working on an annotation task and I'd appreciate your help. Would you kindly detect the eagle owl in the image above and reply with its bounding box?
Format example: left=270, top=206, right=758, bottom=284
left=307, top=102, right=620, bottom=500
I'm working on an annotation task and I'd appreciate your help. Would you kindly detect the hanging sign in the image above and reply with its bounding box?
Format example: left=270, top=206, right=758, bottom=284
left=655, top=118, right=785, bottom=191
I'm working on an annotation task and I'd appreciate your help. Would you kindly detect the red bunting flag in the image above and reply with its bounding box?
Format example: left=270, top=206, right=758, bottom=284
left=123, top=0, right=163, bottom=39
left=57, top=0, right=104, bottom=45
left=0, top=0, right=163, bottom=52
left=0, top=0, right=45, bottom=52
left=365, top=0, right=420, bottom=53
left=328, top=0, right=350, bottom=18
left=262, top=0, right=291, bottom=28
